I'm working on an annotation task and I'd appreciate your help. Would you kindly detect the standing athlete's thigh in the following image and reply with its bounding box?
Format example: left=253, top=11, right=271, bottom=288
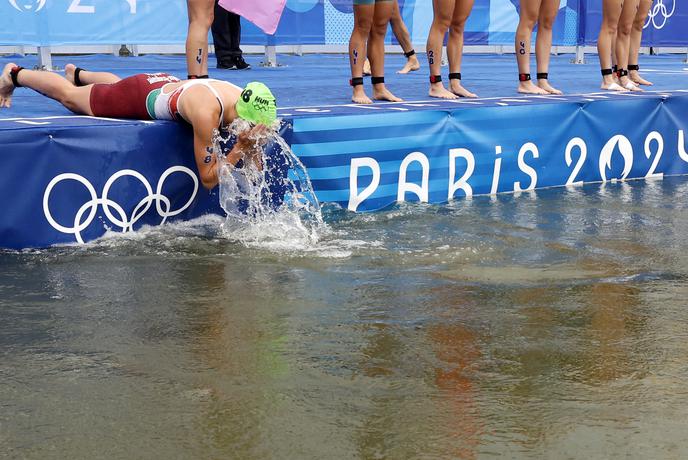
left=452, top=0, right=474, bottom=23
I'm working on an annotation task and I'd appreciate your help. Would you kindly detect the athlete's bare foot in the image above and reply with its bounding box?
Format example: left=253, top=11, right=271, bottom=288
left=601, top=79, right=629, bottom=91
left=373, top=85, right=403, bottom=102
left=620, top=77, right=642, bottom=92
left=517, top=81, right=548, bottom=95
left=630, top=71, right=653, bottom=86
left=449, top=80, right=478, bottom=98
left=397, top=56, right=420, bottom=74
left=352, top=85, right=372, bottom=104
left=0, top=62, right=17, bottom=108
left=537, top=80, right=563, bottom=95
left=429, top=82, right=458, bottom=99
left=362, top=59, right=371, bottom=77
left=64, top=63, right=77, bottom=85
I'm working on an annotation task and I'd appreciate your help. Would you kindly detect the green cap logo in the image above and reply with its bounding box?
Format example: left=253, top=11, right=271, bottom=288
left=236, top=82, right=277, bottom=126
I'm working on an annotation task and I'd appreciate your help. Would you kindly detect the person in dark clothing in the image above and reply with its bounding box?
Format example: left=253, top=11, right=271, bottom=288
left=212, top=0, right=251, bottom=70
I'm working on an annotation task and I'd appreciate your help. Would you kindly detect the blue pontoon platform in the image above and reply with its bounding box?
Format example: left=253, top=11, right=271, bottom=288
left=1, top=53, right=687, bottom=248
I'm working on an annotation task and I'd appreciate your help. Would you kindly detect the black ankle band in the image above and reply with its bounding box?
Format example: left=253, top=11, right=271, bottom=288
left=350, top=77, right=363, bottom=87
left=448, top=72, right=461, bottom=80
left=430, top=75, right=441, bottom=83
left=73, top=67, right=85, bottom=87
left=601, top=68, right=613, bottom=76
left=404, top=49, right=416, bottom=58
left=187, top=74, right=209, bottom=79
left=612, top=65, right=618, bottom=73
left=371, top=76, right=385, bottom=85
left=628, top=64, right=639, bottom=71
left=616, top=69, right=628, bottom=77
left=10, top=66, right=23, bottom=88
left=519, top=73, right=531, bottom=82
left=536, top=72, right=548, bottom=80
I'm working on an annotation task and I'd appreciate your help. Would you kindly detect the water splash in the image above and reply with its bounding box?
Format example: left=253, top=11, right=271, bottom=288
left=214, top=119, right=327, bottom=250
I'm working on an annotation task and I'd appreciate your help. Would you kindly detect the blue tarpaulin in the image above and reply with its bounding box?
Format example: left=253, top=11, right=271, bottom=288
left=0, top=1, right=684, bottom=47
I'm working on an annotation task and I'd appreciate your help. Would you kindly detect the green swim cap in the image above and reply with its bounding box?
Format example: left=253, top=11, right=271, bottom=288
left=235, top=82, right=277, bottom=126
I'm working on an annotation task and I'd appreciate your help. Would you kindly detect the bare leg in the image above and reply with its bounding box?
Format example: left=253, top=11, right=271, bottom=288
left=611, top=33, right=622, bottom=85
left=611, top=32, right=618, bottom=75
left=447, top=0, right=477, bottom=97
left=370, top=1, right=402, bottom=102
left=186, top=0, right=214, bottom=77
left=0, top=63, right=15, bottom=108
left=598, top=0, right=626, bottom=90
left=349, top=4, right=374, bottom=104
left=535, top=0, right=562, bottom=94
left=615, top=0, right=642, bottom=91
left=390, top=0, right=420, bottom=74
left=629, top=0, right=653, bottom=85
left=427, top=0, right=457, bottom=99
left=363, top=58, right=372, bottom=76
left=516, top=0, right=548, bottom=94
left=0, top=63, right=94, bottom=114
left=64, top=64, right=120, bottom=85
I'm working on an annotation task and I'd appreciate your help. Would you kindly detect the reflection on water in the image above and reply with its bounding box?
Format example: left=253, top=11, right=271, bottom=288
left=2, top=177, right=688, bottom=458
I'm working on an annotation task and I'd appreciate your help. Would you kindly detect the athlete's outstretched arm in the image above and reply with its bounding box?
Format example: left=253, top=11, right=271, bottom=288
left=191, top=114, right=267, bottom=190
left=192, top=112, right=224, bottom=189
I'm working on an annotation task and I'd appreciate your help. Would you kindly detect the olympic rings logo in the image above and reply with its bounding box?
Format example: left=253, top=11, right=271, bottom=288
left=43, top=166, right=198, bottom=244
left=7, top=1, right=46, bottom=13
left=645, top=0, right=675, bottom=30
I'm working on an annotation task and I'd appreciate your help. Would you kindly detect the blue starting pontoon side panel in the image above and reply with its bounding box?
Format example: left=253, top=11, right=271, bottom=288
left=287, top=91, right=688, bottom=211
left=1, top=91, right=688, bottom=248
left=0, top=117, right=223, bottom=249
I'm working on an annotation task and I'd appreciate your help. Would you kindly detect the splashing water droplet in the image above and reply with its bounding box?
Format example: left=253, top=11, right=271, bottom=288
left=213, top=119, right=327, bottom=250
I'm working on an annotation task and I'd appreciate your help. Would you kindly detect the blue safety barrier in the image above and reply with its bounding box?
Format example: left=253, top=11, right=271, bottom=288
left=1, top=91, right=688, bottom=248
left=0, top=117, right=219, bottom=248
left=0, top=1, right=685, bottom=48
left=0, top=113, right=298, bottom=249
left=286, top=91, right=688, bottom=211
left=581, top=0, right=685, bottom=47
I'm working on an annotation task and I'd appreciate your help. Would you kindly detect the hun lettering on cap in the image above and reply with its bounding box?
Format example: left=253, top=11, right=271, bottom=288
left=253, top=96, right=271, bottom=111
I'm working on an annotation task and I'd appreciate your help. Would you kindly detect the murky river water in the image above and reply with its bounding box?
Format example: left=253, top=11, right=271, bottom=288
left=2, top=177, right=688, bottom=459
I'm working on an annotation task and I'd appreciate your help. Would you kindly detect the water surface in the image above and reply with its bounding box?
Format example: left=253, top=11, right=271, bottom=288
left=2, top=178, right=688, bottom=459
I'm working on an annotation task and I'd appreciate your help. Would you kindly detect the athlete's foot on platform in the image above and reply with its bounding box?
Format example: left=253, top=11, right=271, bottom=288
left=630, top=71, right=653, bottom=86
left=537, top=80, right=563, bottom=95
left=0, top=63, right=17, bottom=108
left=429, top=83, right=458, bottom=99
left=373, top=85, right=403, bottom=102
left=600, top=79, right=629, bottom=91
left=397, top=56, right=420, bottom=74
left=362, top=59, right=371, bottom=77
left=517, top=81, right=548, bottom=95
left=351, top=86, right=373, bottom=104
left=620, top=77, right=642, bottom=92
left=64, top=63, right=77, bottom=85
left=449, top=81, right=478, bottom=98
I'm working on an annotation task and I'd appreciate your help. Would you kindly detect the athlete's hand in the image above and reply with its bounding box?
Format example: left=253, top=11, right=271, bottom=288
left=235, top=124, right=270, bottom=171
left=235, top=124, right=269, bottom=151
